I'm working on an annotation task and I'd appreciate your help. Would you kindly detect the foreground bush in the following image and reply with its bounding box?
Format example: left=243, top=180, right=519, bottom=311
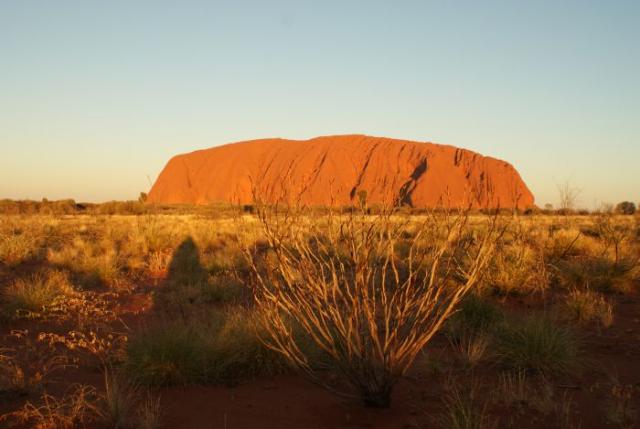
left=247, top=205, right=503, bottom=407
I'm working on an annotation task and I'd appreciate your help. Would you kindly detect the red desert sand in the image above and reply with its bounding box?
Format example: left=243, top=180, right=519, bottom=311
left=148, top=134, right=534, bottom=209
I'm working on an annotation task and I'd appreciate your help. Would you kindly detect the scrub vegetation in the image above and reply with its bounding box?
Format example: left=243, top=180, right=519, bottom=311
left=0, top=202, right=638, bottom=428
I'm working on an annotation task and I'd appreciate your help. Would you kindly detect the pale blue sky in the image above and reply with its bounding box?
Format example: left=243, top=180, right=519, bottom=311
left=1, top=1, right=638, bottom=207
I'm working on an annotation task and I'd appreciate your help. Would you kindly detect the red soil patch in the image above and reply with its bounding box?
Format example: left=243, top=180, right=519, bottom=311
left=159, top=377, right=416, bottom=429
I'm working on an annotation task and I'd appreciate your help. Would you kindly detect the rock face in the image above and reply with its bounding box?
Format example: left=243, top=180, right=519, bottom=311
left=148, top=135, right=534, bottom=209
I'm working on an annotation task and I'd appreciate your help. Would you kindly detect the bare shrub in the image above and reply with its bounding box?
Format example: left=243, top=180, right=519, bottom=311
left=594, top=212, right=636, bottom=265
left=556, top=181, right=581, bottom=214
left=245, top=204, right=503, bottom=407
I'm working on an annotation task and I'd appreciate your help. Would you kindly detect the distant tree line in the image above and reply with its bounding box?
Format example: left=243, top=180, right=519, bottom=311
left=0, top=197, right=636, bottom=216
left=0, top=198, right=150, bottom=215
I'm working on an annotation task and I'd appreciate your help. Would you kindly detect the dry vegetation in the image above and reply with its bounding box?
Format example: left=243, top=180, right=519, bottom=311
left=0, top=205, right=638, bottom=428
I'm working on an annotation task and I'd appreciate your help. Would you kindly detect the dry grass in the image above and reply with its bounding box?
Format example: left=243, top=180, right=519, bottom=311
left=452, top=332, right=492, bottom=368
left=0, top=330, right=75, bottom=397
left=0, top=384, right=102, bottom=429
left=565, top=289, right=614, bottom=327
left=135, top=392, right=162, bottom=429
left=602, top=376, right=638, bottom=427
left=103, top=370, right=137, bottom=428
left=2, top=270, right=75, bottom=319
left=494, top=371, right=554, bottom=414
left=484, top=239, right=548, bottom=295
left=0, top=210, right=638, bottom=424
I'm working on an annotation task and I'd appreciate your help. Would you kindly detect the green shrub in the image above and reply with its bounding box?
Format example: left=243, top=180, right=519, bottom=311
left=447, top=294, right=503, bottom=341
left=213, top=309, right=289, bottom=381
left=200, top=275, right=243, bottom=304
left=615, top=201, right=636, bottom=215
left=102, top=370, right=137, bottom=429
left=126, top=321, right=216, bottom=386
left=555, top=256, right=638, bottom=293
left=126, top=308, right=287, bottom=386
left=496, top=314, right=581, bottom=375
left=438, top=383, right=492, bottom=429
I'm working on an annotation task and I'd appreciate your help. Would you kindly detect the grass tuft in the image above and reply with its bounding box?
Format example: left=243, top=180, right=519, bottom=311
left=438, top=383, right=494, bottom=429
left=102, top=370, right=137, bottom=429
left=447, top=294, right=503, bottom=341
left=126, top=307, right=287, bottom=386
left=565, top=289, right=614, bottom=327
left=496, top=314, right=582, bottom=375
left=135, top=393, right=162, bottom=429
left=2, top=271, right=75, bottom=319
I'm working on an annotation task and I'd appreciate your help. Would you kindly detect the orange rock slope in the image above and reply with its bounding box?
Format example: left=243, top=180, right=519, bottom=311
left=147, top=135, right=534, bottom=209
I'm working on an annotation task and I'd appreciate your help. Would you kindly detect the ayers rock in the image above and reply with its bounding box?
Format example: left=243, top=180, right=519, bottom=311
left=148, top=135, right=534, bottom=209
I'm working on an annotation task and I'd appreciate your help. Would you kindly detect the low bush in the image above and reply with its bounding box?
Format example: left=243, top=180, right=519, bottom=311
left=554, top=256, right=638, bottom=294
left=126, top=319, right=218, bottom=386
left=482, top=242, right=547, bottom=295
left=101, top=369, right=163, bottom=429
left=447, top=294, right=503, bottom=340
left=0, top=227, right=38, bottom=266
left=2, top=271, right=75, bottom=319
left=565, top=289, right=614, bottom=327
left=496, top=314, right=582, bottom=375
left=46, top=237, right=123, bottom=289
left=126, top=307, right=287, bottom=386
left=615, top=201, right=636, bottom=216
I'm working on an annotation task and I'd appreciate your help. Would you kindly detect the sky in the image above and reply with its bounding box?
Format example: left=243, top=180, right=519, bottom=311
left=1, top=1, right=638, bottom=208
